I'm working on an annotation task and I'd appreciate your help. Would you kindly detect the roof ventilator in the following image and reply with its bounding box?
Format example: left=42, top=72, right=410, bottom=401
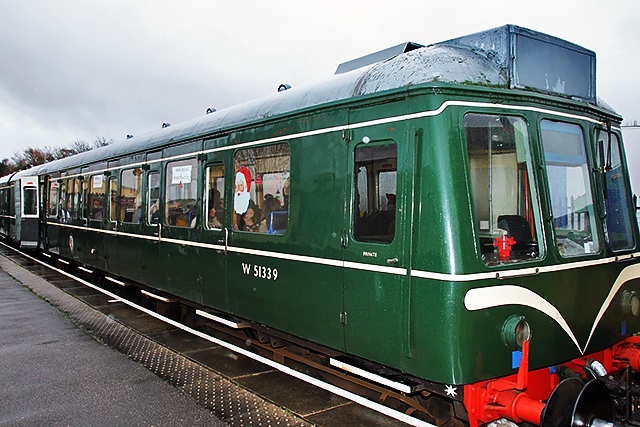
left=334, top=41, right=423, bottom=75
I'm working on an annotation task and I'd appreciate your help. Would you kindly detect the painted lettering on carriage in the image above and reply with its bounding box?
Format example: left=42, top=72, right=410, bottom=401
left=241, top=262, right=278, bottom=280
left=242, top=263, right=251, bottom=275
left=363, top=251, right=378, bottom=258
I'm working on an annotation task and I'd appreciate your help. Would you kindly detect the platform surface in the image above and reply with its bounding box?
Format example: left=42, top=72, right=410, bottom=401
left=0, top=250, right=407, bottom=427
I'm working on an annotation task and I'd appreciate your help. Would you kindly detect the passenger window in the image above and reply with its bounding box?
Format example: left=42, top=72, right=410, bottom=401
left=88, top=175, right=106, bottom=221
left=541, top=120, right=599, bottom=257
left=597, top=131, right=635, bottom=251
left=109, top=177, right=118, bottom=222
left=147, top=172, right=160, bottom=225
left=465, top=114, right=541, bottom=264
left=120, top=168, right=143, bottom=223
left=233, top=144, right=290, bottom=233
left=48, top=182, right=59, bottom=218
left=165, top=158, right=198, bottom=228
left=205, top=165, right=225, bottom=229
left=353, top=143, right=397, bottom=244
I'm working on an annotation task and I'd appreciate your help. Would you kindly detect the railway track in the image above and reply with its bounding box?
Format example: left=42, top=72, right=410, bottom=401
left=0, top=241, right=459, bottom=427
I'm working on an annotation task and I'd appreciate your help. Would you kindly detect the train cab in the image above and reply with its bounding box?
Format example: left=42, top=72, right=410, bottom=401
left=16, top=175, right=40, bottom=248
left=1, top=172, right=41, bottom=248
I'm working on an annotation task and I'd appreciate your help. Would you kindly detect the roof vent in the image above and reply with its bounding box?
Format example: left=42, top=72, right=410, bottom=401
left=206, top=107, right=216, bottom=114
left=162, top=122, right=171, bottom=128
left=335, top=42, right=423, bottom=75
left=278, top=83, right=291, bottom=92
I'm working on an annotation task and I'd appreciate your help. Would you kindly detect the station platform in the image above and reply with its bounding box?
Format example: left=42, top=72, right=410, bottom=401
left=0, top=254, right=311, bottom=427
left=0, top=250, right=407, bottom=427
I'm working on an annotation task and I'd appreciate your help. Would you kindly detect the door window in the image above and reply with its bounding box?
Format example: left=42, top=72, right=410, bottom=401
left=23, top=187, right=37, bottom=216
left=353, top=143, right=397, bottom=244
left=205, top=165, right=225, bottom=229
left=147, top=172, right=160, bottom=224
left=109, top=177, right=118, bottom=222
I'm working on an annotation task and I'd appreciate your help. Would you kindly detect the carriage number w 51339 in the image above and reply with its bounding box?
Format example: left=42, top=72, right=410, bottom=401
left=242, top=263, right=278, bottom=280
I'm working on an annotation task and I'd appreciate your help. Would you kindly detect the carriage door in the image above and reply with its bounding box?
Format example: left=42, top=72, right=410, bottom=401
left=342, top=121, right=412, bottom=367
left=19, top=176, right=39, bottom=248
left=199, top=147, right=230, bottom=312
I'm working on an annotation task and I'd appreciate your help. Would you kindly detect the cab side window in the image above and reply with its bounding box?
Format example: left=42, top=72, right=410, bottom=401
left=465, top=114, right=541, bottom=264
left=597, top=131, right=635, bottom=251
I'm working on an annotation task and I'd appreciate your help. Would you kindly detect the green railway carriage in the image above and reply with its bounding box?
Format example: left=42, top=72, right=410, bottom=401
left=4, top=25, right=640, bottom=426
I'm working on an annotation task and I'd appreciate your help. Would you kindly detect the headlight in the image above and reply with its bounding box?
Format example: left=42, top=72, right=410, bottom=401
left=501, top=315, right=531, bottom=349
left=621, top=290, right=640, bottom=317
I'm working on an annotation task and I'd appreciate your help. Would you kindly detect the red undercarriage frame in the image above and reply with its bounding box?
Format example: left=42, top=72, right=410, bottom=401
left=463, top=336, right=640, bottom=427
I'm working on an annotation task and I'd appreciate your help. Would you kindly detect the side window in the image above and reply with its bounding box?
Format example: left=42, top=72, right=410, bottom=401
left=541, top=120, right=599, bottom=257
left=147, top=172, right=160, bottom=224
left=88, top=175, right=106, bottom=221
left=465, top=114, right=541, bottom=264
left=233, top=143, right=290, bottom=234
left=109, top=177, right=118, bottom=222
left=205, top=165, right=225, bottom=229
left=597, top=131, right=635, bottom=251
left=165, top=158, right=198, bottom=228
left=48, top=182, right=59, bottom=218
left=353, top=143, right=397, bottom=244
left=120, top=168, right=143, bottom=223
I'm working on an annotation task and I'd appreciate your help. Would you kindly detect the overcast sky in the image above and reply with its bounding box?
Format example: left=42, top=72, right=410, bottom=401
left=1, top=0, right=639, bottom=165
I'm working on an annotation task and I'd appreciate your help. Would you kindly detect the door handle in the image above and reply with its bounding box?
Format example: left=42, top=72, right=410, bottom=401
left=387, top=257, right=399, bottom=265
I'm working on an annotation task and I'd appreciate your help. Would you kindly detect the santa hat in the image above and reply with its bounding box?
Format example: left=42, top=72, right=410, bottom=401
left=236, top=166, right=251, bottom=192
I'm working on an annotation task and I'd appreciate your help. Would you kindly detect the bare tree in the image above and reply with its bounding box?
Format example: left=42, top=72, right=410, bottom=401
left=2, top=136, right=115, bottom=175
